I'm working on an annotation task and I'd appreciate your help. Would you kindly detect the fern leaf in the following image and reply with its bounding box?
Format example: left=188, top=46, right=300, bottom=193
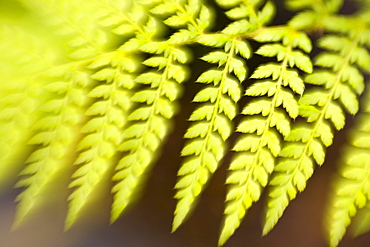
left=111, top=39, right=190, bottom=222
left=1, top=1, right=370, bottom=247
left=0, top=84, right=37, bottom=189
left=14, top=69, right=91, bottom=227
left=173, top=0, right=268, bottom=234
left=263, top=17, right=370, bottom=236
left=174, top=36, right=248, bottom=231
left=326, top=87, right=370, bottom=247
left=0, top=24, right=59, bottom=190
left=65, top=53, right=138, bottom=228
left=220, top=27, right=312, bottom=245
left=66, top=0, right=163, bottom=225
left=327, top=153, right=370, bottom=246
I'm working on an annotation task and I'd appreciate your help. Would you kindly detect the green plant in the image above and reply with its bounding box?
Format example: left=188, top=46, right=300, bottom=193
left=0, top=0, right=370, bottom=246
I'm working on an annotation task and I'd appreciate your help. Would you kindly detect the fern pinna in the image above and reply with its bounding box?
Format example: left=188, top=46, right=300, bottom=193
left=220, top=26, right=313, bottom=245
left=0, top=0, right=370, bottom=246
left=326, top=86, right=370, bottom=247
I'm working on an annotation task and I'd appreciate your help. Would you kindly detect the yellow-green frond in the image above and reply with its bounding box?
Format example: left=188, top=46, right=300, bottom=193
left=111, top=40, right=190, bottom=222
left=15, top=69, right=91, bottom=227
left=1, top=1, right=370, bottom=247
left=263, top=15, right=370, bottom=237
left=326, top=87, right=370, bottom=247
left=173, top=36, right=248, bottom=232
left=220, top=27, right=313, bottom=245
left=66, top=53, right=139, bottom=228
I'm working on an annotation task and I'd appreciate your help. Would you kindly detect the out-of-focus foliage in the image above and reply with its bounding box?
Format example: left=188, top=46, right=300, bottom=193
left=326, top=86, right=370, bottom=247
left=0, top=0, right=369, bottom=247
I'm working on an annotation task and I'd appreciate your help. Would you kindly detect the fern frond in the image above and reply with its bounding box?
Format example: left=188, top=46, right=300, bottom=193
left=2, top=1, right=370, bottom=247
left=113, top=0, right=215, bottom=223
left=14, top=68, right=91, bottom=227
left=219, top=26, right=312, bottom=245
left=110, top=0, right=206, bottom=223
left=263, top=16, right=370, bottom=235
left=173, top=35, right=249, bottom=231
left=65, top=53, right=138, bottom=228
left=327, top=149, right=370, bottom=246
left=0, top=24, right=59, bottom=190
left=0, top=80, right=39, bottom=189
left=111, top=39, right=190, bottom=222
left=326, top=87, right=370, bottom=247
left=103, top=0, right=214, bottom=227
left=173, top=0, right=275, bottom=235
